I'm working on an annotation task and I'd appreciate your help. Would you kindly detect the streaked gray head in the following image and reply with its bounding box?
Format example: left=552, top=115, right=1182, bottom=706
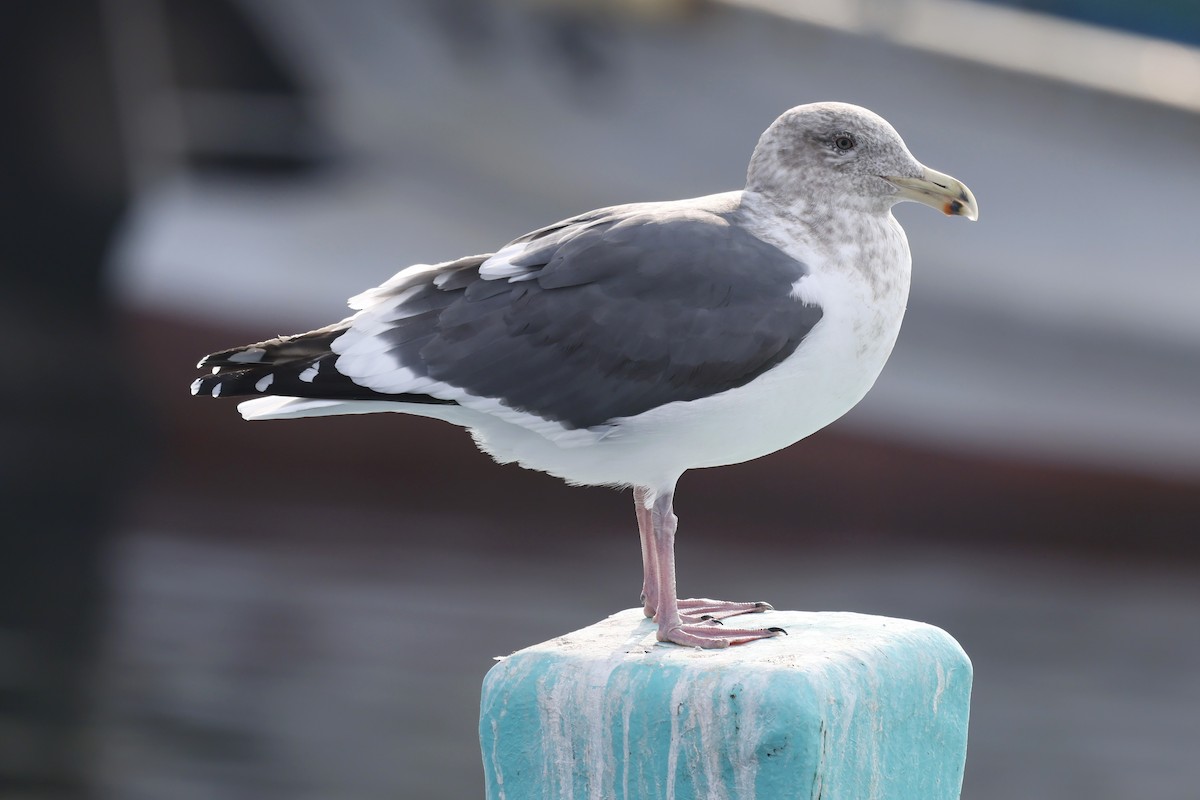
left=746, top=102, right=978, bottom=220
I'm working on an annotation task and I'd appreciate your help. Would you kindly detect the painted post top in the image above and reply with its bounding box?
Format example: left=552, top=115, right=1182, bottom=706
left=480, top=609, right=972, bottom=800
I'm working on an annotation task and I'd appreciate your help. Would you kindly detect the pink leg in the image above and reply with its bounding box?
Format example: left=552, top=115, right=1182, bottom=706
left=634, top=487, right=657, bottom=618
left=646, top=487, right=784, bottom=648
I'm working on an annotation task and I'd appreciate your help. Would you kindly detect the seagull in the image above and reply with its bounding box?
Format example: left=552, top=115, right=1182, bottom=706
left=191, top=102, right=977, bottom=648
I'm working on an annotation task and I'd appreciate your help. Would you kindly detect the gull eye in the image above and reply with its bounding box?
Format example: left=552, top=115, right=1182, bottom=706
left=833, top=133, right=856, bottom=152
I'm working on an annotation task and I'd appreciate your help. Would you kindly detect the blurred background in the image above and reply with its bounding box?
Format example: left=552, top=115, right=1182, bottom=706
left=2, top=0, right=1199, bottom=798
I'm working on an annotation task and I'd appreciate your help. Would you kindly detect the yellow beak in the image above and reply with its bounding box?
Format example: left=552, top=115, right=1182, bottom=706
left=883, top=167, right=979, bottom=221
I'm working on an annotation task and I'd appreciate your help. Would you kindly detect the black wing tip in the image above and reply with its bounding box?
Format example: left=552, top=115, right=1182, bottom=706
left=191, top=361, right=463, bottom=408
left=191, top=370, right=250, bottom=398
left=191, top=363, right=275, bottom=399
left=191, top=373, right=220, bottom=397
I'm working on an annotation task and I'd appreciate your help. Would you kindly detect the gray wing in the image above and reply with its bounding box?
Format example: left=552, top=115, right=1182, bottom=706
left=333, top=203, right=824, bottom=430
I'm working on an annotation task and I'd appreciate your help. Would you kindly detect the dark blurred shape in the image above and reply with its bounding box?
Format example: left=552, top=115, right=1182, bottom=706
left=0, top=2, right=134, bottom=797
left=0, top=0, right=321, bottom=796
left=162, top=0, right=330, bottom=176
left=111, top=0, right=331, bottom=179
left=165, top=0, right=293, bottom=92
left=424, top=0, right=501, bottom=57
left=425, top=0, right=623, bottom=101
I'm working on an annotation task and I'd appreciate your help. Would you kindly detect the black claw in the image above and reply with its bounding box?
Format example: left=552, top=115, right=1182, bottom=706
left=700, top=615, right=724, bottom=625
left=755, top=602, right=774, bottom=610
left=768, top=627, right=788, bottom=635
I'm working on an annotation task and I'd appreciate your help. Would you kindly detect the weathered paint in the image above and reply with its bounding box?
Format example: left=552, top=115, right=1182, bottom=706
left=480, top=609, right=971, bottom=800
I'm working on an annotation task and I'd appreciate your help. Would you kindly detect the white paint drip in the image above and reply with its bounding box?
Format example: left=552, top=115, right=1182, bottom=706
left=621, top=682, right=633, bottom=800
left=583, top=661, right=618, bottom=800
left=690, top=676, right=729, bottom=800
left=665, top=676, right=685, bottom=800
left=489, top=717, right=506, bottom=800
left=729, top=672, right=768, bottom=799
left=933, top=660, right=947, bottom=714
left=541, top=668, right=575, bottom=799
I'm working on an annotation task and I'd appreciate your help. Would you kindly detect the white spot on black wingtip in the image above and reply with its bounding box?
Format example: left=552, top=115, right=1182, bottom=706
left=255, top=373, right=274, bottom=392
left=189, top=378, right=203, bottom=396
left=228, top=347, right=266, bottom=363
left=298, top=364, right=319, bottom=383
left=211, top=382, right=222, bottom=398
left=211, top=366, right=221, bottom=375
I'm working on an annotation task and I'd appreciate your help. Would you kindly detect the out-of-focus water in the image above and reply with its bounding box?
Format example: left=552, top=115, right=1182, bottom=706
left=91, top=507, right=1200, bottom=800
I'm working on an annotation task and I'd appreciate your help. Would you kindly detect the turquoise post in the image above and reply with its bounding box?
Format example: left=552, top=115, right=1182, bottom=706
left=480, top=609, right=971, bottom=800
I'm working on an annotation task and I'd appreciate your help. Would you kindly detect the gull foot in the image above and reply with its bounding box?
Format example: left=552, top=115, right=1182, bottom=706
left=678, top=598, right=773, bottom=623
left=658, top=621, right=786, bottom=649
left=642, top=596, right=773, bottom=623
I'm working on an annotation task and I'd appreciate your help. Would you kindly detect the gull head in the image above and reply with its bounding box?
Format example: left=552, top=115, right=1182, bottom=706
left=746, top=102, right=978, bottom=221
